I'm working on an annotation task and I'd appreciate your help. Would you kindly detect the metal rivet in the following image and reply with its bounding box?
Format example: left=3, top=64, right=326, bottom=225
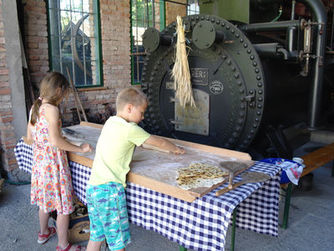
left=250, top=55, right=255, bottom=60
left=253, top=62, right=257, bottom=66
left=256, top=75, right=261, bottom=80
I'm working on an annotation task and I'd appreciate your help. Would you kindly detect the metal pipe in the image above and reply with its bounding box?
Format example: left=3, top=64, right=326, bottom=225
left=239, top=20, right=301, bottom=32
left=299, top=0, right=327, bottom=129
left=253, top=43, right=294, bottom=60
left=288, top=0, right=296, bottom=52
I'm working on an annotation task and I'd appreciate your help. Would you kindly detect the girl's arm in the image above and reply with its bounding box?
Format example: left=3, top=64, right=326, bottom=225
left=25, top=107, right=34, bottom=145
left=25, top=122, right=34, bottom=145
left=45, top=104, right=92, bottom=153
left=144, top=135, right=185, bottom=154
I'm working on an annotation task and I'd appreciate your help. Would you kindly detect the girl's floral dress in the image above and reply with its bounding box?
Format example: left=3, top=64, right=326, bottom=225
left=30, top=105, right=74, bottom=215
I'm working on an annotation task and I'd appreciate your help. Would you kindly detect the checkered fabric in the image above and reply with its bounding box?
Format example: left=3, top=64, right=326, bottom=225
left=14, top=138, right=280, bottom=251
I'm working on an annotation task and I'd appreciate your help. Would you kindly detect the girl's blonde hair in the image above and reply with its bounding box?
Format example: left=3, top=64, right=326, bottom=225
left=30, top=72, right=70, bottom=125
left=116, top=87, right=147, bottom=111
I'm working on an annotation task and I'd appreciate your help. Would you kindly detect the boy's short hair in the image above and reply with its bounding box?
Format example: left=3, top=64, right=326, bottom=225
left=116, top=87, right=147, bottom=111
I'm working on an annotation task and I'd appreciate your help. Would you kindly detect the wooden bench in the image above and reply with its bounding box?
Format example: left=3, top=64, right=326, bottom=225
left=281, top=142, right=334, bottom=229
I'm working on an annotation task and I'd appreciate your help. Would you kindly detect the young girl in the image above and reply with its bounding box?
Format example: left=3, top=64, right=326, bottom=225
left=27, top=72, right=92, bottom=251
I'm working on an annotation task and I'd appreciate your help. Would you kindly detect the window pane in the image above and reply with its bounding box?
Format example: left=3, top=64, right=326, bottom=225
left=48, top=0, right=102, bottom=87
left=187, top=0, right=200, bottom=16
left=131, top=0, right=160, bottom=85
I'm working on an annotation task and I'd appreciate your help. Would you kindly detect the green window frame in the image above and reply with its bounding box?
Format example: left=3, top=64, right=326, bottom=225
left=47, top=0, right=103, bottom=88
left=130, top=0, right=165, bottom=85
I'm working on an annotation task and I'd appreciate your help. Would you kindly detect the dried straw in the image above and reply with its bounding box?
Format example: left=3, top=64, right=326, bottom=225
left=172, top=16, right=196, bottom=108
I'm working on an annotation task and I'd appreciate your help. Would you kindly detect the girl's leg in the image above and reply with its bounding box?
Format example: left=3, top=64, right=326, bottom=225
left=39, top=209, right=50, bottom=234
left=86, top=240, right=103, bottom=251
left=56, top=213, right=70, bottom=248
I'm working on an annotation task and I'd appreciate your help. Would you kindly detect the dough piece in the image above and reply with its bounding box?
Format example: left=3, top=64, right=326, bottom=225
left=177, top=163, right=228, bottom=190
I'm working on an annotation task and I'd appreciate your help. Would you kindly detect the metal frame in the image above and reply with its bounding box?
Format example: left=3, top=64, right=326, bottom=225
left=46, top=0, right=103, bottom=88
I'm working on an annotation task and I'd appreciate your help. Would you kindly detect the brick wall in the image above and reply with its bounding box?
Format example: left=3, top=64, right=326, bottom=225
left=166, top=0, right=187, bottom=26
left=1, top=0, right=181, bottom=173
left=24, top=0, right=49, bottom=88
left=23, top=0, right=131, bottom=126
left=0, top=0, right=17, bottom=173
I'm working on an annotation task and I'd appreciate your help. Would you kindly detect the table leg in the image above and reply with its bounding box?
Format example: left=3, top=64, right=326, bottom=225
left=179, top=245, right=187, bottom=251
left=282, top=183, right=292, bottom=229
left=231, top=208, right=237, bottom=251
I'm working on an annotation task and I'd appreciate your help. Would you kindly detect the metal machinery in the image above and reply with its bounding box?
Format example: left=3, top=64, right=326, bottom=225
left=141, top=0, right=334, bottom=158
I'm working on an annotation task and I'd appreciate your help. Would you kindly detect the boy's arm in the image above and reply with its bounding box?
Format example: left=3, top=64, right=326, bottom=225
left=143, top=135, right=185, bottom=154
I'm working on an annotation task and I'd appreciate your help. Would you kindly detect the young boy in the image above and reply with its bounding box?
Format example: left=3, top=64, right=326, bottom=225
left=86, top=87, right=184, bottom=251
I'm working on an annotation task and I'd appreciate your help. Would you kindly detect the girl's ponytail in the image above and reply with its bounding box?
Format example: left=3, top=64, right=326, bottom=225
left=30, top=97, right=43, bottom=125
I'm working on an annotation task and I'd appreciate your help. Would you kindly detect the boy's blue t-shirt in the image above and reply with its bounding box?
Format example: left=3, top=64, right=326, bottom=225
left=88, top=116, right=150, bottom=187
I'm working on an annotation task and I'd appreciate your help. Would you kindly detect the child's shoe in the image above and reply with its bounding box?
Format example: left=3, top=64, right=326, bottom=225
left=37, top=226, right=56, bottom=244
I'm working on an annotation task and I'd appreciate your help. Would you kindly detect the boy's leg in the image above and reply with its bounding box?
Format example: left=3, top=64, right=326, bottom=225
left=39, top=208, right=50, bottom=234
left=104, top=184, right=131, bottom=251
left=87, top=240, right=104, bottom=251
left=56, top=214, right=70, bottom=248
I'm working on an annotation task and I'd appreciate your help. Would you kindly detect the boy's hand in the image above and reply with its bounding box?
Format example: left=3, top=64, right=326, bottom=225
left=172, top=146, right=185, bottom=155
left=80, top=143, right=93, bottom=153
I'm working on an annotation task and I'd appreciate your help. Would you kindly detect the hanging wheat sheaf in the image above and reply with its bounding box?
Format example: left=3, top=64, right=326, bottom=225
left=172, top=16, right=196, bottom=108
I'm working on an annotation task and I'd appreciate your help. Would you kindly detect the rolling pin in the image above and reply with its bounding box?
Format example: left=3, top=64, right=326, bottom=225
left=141, top=143, right=171, bottom=153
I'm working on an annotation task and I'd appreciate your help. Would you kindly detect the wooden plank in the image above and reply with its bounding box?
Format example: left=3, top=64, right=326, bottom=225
left=156, top=135, right=251, bottom=160
left=65, top=122, right=253, bottom=201
left=68, top=152, right=93, bottom=167
left=80, top=121, right=103, bottom=129
left=301, top=143, right=334, bottom=176
left=127, top=172, right=198, bottom=202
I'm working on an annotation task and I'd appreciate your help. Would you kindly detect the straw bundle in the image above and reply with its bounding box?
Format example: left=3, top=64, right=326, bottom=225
left=172, top=16, right=196, bottom=108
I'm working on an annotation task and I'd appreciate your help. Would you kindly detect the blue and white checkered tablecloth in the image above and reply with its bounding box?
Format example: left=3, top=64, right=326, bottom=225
left=14, top=138, right=280, bottom=251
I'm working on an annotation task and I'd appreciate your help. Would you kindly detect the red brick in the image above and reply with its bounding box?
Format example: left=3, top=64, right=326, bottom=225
left=0, top=88, right=10, bottom=95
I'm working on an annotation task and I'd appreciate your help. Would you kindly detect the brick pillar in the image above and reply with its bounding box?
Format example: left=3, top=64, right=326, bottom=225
left=24, top=0, right=49, bottom=89
left=0, top=0, right=20, bottom=177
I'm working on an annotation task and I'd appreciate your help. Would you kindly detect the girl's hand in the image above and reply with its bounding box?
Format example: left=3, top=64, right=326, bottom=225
left=80, top=143, right=93, bottom=153
left=173, top=146, right=185, bottom=155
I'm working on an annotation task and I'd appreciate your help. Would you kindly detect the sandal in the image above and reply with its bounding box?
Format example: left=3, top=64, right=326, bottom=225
left=37, top=226, right=56, bottom=244
left=56, top=243, right=86, bottom=251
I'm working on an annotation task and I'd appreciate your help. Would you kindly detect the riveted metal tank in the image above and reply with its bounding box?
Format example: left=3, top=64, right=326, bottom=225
left=140, top=0, right=334, bottom=156
left=141, top=15, right=266, bottom=151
